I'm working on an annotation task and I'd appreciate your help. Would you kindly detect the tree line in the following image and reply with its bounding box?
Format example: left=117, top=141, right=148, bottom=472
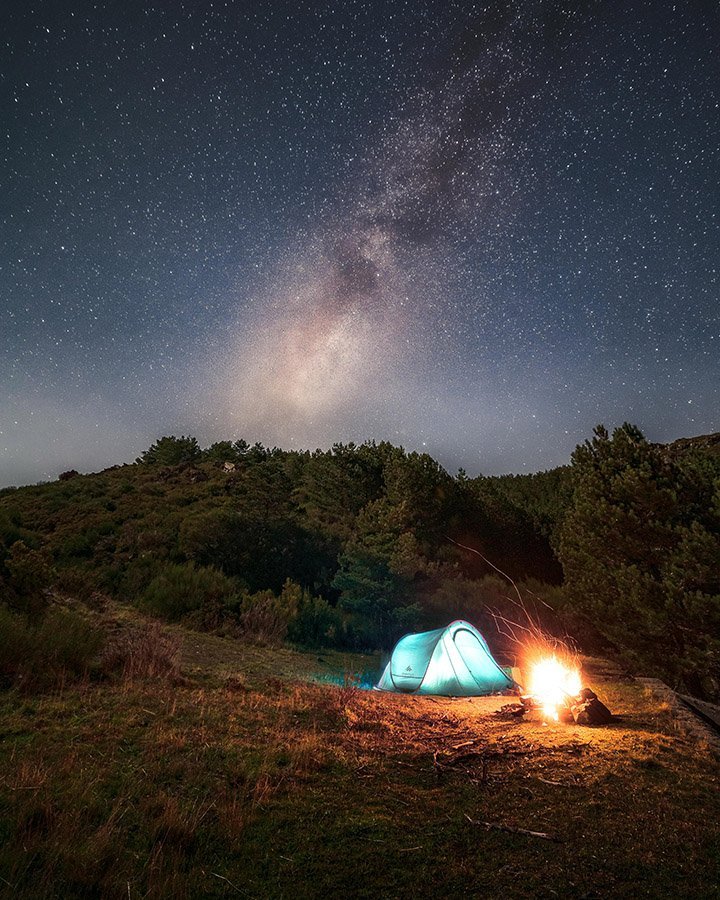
left=1, top=426, right=718, bottom=698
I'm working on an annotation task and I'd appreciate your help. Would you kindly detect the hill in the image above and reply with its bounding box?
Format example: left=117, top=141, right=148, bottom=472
left=0, top=437, right=566, bottom=653
left=2, top=427, right=720, bottom=698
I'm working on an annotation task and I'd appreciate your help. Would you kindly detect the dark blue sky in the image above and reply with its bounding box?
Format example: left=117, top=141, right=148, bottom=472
left=2, top=1, right=718, bottom=486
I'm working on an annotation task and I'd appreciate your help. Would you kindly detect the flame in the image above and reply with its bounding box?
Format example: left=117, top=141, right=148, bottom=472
left=528, top=655, right=582, bottom=722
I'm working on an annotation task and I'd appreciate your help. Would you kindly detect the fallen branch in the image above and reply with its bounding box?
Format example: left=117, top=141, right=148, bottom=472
left=464, top=813, right=563, bottom=842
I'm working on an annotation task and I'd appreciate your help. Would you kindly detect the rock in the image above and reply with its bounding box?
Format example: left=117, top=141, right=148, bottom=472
left=577, top=687, right=598, bottom=701
left=572, top=697, right=612, bottom=726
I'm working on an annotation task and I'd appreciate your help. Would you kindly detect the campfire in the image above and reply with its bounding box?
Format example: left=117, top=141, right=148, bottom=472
left=528, top=655, right=582, bottom=722
left=498, top=652, right=613, bottom=726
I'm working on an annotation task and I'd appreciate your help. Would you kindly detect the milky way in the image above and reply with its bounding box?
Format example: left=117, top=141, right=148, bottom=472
left=2, top=1, right=718, bottom=486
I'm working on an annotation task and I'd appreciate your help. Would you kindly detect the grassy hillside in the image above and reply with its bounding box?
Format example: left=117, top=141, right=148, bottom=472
left=0, top=439, right=566, bottom=655
left=1, top=427, right=719, bottom=697
left=1, top=607, right=718, bottom=899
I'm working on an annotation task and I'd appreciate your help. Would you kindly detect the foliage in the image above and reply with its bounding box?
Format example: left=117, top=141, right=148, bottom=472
left=287, top=592, right=344, bottom=648
left=2, top=427, right=719, bottom=692
left=0, top=605, right=103, bottom=689
left=237, top=590, right=290, bottom=645
left=136, top=435, right=201, bottom=466
left=200, top=438, right=250, bottom=465
left=559, top=424, right=720, bottom=698
left=2, top=540, right=53, bottom=623
left=139, top=561, right=237, bottom=621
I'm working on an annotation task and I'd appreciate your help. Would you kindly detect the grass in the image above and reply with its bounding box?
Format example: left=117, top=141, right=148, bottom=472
left=0, top=613, right=719, bottom=898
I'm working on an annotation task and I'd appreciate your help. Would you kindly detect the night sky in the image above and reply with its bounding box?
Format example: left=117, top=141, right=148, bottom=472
left=2, top=1, right=718, bottom=487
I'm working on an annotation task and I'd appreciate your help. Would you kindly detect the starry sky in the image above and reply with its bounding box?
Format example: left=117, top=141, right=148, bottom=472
left=2, top=1, right=718, bottom=487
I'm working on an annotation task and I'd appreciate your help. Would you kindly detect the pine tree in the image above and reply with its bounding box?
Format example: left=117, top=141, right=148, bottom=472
left=559, top=424, right=720, bottom=698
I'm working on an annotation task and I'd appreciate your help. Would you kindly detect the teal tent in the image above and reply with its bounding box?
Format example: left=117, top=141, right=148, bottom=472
left=376, top=620, right=514, bottom=696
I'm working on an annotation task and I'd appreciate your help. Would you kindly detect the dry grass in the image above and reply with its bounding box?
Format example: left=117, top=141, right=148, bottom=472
left=1, top=619, right=719, bottom=898
left=100, top=622, right=182, bottom=681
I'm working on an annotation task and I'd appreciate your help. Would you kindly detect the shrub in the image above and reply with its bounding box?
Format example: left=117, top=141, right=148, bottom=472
left=0, top=606, right=32, bottom=686
left=287, top=594, right=344, bottom=648
left=36, top=608, right=104, bottom=679
left=54, top=567, right=100, bottom=606
left=99, top=623, right=181, bottom=681
left=3, top=541, right=53, bottom=623
left=238, top=590, right=289, bottom=645
left=0, top=606, right=103, bottom=689
left=139, top=562, right=236, bottom=621
left=181, top=596, right=244, bottom=634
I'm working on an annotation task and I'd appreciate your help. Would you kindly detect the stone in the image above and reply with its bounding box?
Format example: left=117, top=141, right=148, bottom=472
left=572, top=697, right=612, bottom=726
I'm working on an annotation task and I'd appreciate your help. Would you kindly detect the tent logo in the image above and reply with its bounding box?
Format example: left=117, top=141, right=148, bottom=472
left=405, top=666, right=413, bottom=672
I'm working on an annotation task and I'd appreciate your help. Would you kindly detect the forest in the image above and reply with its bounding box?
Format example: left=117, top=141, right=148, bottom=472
left=1, top=425, right=719, bottom=700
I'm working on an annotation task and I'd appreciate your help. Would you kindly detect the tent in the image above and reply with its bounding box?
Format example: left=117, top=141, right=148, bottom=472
left=376, top=620, right=514, bottom=696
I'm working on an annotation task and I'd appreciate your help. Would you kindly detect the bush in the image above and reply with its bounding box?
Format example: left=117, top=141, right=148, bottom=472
left=36, top=608, right=104, bottom=679
left=238, top=590, right=289, bottom=645
left=99, top=623, right=181, bottom=681
left=0, top=606, right=32, bottom=686
left=3, top=541, right=53, bottom=623
left=139, top=562, right=236, bottom=621
left=0, top=606, right=103, bottom=689
left=287, top=594, right=344, bottom=648
left=54, top=567, right=101, bottom=607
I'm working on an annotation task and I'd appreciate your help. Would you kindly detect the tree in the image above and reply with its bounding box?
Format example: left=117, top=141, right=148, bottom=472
left=293, top=444, right=384, bottom=542
left=332, top=499, right=425, bottom=649
left=558, top=424, right=720, bottom=698
left=136, top=435, right=201, bottom=466
left=201, top=439, right=250, bottom=465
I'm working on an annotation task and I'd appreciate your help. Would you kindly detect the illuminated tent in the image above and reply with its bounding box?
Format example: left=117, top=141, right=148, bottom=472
left=376, top=620, right=514, bottom=696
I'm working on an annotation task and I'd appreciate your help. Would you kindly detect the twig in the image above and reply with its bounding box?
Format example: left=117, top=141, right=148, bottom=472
left=446, top=537, right=524, bottom=605
left=464, top=813, right=562, bottom=842
left=211, top=872, right=250, bottom=895
left=436, top=750, right=487, bottom=768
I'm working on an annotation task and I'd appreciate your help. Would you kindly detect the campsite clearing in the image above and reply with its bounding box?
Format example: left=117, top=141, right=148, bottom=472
left=1, top=619, right=719, bottom=898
